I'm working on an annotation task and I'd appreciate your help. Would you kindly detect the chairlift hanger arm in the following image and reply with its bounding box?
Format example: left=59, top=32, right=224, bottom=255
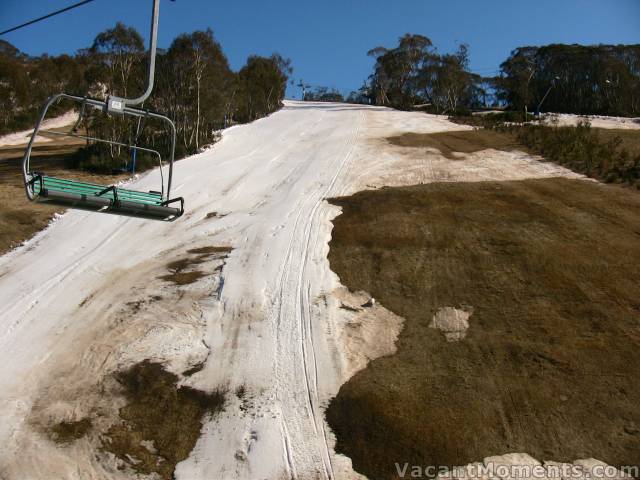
left=106, top=0, right=160, bottom=112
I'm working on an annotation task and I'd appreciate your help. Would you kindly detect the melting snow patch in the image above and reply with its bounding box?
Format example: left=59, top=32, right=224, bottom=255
left=429, top=306, right=472, bottom=342
left=0, top=110, right=78, bottom=146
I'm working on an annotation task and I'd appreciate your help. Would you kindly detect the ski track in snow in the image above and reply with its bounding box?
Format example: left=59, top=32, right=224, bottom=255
left=0, top=101, right=595, bottom=480
left=273, top=110, right=363, bottom=480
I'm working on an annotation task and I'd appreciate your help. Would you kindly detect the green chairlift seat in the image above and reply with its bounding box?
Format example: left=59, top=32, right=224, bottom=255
left=28, top=173, right=183, bottom=221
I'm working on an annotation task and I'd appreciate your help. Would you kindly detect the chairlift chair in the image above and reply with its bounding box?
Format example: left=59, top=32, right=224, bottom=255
left=22, top=0, right=184, bottom=221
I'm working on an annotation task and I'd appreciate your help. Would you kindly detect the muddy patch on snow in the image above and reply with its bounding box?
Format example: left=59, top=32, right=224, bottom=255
left=102, top=361, right=226, bottom=480
left=205, top=211, right=228, bottom=220
left=48, top=418, right=93, bottom=445
left=161, top=246, right=232, bottom=286
left=2, top=243, right=231, bottom=480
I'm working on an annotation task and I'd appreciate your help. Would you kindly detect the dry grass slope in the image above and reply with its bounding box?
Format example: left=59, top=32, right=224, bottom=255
left=326, top=178, right=640, bottom=479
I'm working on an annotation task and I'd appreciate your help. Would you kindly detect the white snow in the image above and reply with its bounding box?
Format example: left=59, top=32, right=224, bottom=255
left=430, top=307, right=472, bottom=342
left=542, top=112, right=640, bottom=130
left=0, top=111, right=78, bottom=147
left=0, top=101, right=621, bottom=479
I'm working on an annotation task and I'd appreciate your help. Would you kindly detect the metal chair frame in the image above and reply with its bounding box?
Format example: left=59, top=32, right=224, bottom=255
left=21, top=0, right=184, bottom=221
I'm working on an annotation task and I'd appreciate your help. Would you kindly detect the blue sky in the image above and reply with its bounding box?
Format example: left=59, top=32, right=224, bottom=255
left=1, top=0, right=639, bottom=98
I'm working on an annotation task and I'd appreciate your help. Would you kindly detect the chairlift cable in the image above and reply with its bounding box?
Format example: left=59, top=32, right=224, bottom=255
left=0, top=0, right=99, bottom=37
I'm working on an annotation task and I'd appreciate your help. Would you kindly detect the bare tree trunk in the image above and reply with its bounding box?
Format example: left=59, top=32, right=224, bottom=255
left=266, top=86, right=274, bottom=111
left=196, top=72, right=201, bottom=150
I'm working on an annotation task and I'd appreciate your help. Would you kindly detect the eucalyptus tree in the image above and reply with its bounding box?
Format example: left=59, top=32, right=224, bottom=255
left=495, top=46, right=538, bottom=118
left=427, top=44, right=478, bottom=113
left=79, top=23, right=147, bottom=161
left=367, top=34, right=435, bottom=108
left=0, top=41, right=29, bottom=133
left=88, top=22, right=145, bottom=99
left=236, top=54, right=292, bottom=122
left=163, top=29, right=233, bottom=151
left=366, top=34, right=480, bottom=113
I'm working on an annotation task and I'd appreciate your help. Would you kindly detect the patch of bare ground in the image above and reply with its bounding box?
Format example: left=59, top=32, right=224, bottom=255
left=160, top=246, right=232, bottom=285
left=325, top=178, right=640, bottom=479
left=183, top=357, right=208, bottom=377
left=48, top=418, right=92, bottom=444
left=205, top=211, right=228, bottom=219
left=387, top=129, right=529, bottom=159
left=0, top=141, right=128, bottom=255
left=188, top=246, right=233, bottom=255
left=102, top=361, right=226, bottom=480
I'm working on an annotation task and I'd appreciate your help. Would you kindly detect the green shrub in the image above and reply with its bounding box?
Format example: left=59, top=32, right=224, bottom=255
left=512, top=121, right=639, bottom=186
left=66, top=144, right=157, bottom=174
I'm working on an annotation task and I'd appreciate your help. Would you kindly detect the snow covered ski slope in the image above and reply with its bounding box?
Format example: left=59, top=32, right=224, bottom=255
left=0, top=101, right=582, bottom=479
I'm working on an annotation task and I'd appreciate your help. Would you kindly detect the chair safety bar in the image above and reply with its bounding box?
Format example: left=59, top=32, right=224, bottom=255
left=105, top=0, right=160, bottom=113
left=38, top=129, right=166, bottom=198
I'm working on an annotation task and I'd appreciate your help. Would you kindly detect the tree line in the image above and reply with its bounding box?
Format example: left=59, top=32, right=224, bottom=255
left=348, top=34, right=640, bottom=118
left=0, top=25, right=291, bottom=171
left=496, top=44, right=640, bottom=117
left=303, top=86, right=344, bottom=102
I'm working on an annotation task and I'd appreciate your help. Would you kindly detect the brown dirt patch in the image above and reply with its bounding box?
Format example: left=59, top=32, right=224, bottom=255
left=49, top=418, right=92, bottom=444
left=102, top=361, right=225, bottom=480
left=387, top=130, right=529, bottom=159
left=160, top=246, right=232, bottom=286
left=325, top=178, right=640, bottom=479
left=187, top=246, right=233, bottom=255
left=205, top=211, right=227, bottom=220
left=183, top=360, right=207, bottom=377
left=160, top=270, right=207, bottom=286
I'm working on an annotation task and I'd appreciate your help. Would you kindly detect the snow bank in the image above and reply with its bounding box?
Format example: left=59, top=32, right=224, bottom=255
left=543, top=112, right=640, bottom=130
left=0, top=111, right=78, bottom=147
